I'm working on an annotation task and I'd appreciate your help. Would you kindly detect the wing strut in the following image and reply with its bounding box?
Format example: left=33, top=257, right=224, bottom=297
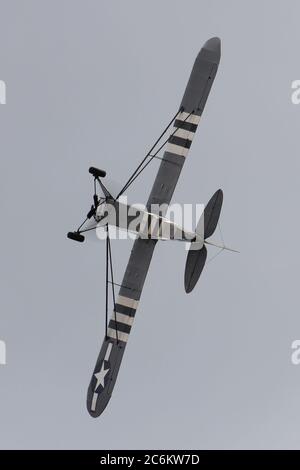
left=116, top=108, right=196, bottom=198
left=105, top=225, right=119, bottom=343
left=69, top=109, right=197, bottom=240
left=116, top=107, right=183, bottom=198
left=117, top=109, right=196, bottom=197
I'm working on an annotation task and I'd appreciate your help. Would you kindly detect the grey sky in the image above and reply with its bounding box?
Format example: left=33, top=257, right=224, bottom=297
left=0, top=0, right=300, bottom=449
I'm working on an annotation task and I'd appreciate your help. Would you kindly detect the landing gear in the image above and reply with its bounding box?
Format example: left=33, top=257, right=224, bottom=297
left=67, top=231, right=85, bottom=243
left=89, top=167, right=106, bottom=178
left=67, top=166, right=112, bottom=243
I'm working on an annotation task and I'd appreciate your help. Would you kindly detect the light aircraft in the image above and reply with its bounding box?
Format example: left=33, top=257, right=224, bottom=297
left=67, top=37, right=235, bottom=417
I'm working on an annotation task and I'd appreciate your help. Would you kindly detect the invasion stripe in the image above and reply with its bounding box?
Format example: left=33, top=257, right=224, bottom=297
left=108, top=319, right=131, bottom=334
left=166, top=142, right=189, bottom=158
left=169, top=135, right=192, bottom=149
left=174, top=120, right=198, bottom=133
left=117, top=295, right=139, bottom=310
left=113, top=311, right=134, bottom=326
left=172, top=127, right=196, bottom=140
left=177, top=111, right=201, bottom=125
left=114, top=303, right=136, bottom=317
left=107, top=328, right=129, bottom=343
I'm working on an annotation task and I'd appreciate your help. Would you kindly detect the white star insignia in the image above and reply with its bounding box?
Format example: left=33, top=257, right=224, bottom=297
left=94, top=362, right=109, bottom=391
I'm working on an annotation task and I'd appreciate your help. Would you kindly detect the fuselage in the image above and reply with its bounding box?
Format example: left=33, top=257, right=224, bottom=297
left=95, top=198, right=201, bottom=243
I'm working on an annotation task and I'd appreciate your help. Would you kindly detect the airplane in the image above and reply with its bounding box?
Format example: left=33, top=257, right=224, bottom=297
left=67, top=37, right=235, bottom=417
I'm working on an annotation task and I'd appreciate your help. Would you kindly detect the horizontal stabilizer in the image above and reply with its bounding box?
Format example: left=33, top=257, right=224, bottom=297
left=184, top=245, right=207, bottom=293
left=204, top=189, right=223, bottom=239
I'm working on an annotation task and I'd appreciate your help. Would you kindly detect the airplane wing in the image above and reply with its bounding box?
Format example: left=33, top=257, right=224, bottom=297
left=147, top=37, right=220, bottom=210
left=87, top=37, right=221, bottom=417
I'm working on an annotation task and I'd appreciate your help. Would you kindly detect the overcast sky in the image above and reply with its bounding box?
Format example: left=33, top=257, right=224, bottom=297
left=0, top=0, right=300, bottom=449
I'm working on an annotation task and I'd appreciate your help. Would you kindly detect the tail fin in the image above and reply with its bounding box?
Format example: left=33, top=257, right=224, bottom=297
left=184, top=189, right=223, bottom=293
left=203, top=189, right=223, bottom=239
left=195, top=189, right=223, bottom=242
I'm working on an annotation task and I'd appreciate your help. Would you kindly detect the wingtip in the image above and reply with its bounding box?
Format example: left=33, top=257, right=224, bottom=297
left=185, top=284, right=193, bottom=294
left=204, top=36, right=221, bottom=50
left=203, top=37, right=221, bottom=62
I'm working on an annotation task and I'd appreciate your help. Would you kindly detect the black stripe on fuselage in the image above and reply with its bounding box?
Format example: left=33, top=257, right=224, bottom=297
left=115, top=303, right=136, bottom=317
left=174, top=120, right=198, bottom=133
left=168, top=135, right=192, bottom=149
left=108, top=319, right=131, bottom=334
